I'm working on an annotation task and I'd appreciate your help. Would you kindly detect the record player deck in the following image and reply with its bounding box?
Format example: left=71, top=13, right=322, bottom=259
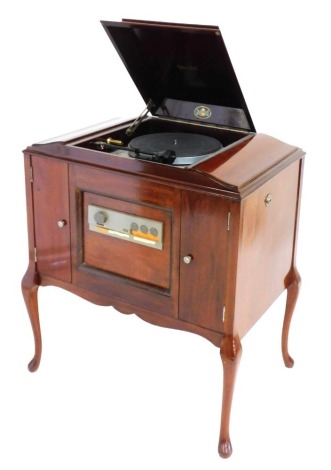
left=92, top=131, right=223, bottom=165
left=22, top=18, right=304, bottom=459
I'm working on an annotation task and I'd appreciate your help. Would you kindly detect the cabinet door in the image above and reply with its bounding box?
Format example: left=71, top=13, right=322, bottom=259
left=179, top=191, right=229, bottom=332
left=32, top=156, right=71, bottom=282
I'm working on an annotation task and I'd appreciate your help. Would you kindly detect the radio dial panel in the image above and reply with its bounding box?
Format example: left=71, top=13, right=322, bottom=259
left=88, top=204, right=164, bottom=250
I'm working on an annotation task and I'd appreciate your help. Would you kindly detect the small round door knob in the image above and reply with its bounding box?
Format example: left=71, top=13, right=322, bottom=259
left=57, top=220, right=66, bottom=228
left=183, top=255, right=193, bottom=264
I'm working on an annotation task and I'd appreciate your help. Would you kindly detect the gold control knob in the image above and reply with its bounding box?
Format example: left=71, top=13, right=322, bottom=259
left=57, top=220, right=66, bottom=228
left=183, top=255, right=193, bottom=264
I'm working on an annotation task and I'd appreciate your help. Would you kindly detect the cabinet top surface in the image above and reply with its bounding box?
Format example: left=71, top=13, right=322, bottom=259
left=26, top=128, right=304, bottom=198
left=193, top=133, right=303, bottom=191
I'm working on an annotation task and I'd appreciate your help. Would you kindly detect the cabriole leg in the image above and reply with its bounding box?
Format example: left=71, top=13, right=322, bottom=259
left=22, top=265, right=41, bottom=372
left=218, top=335, right=242, bottom=458
left=282, top=267, right=301, bottom=368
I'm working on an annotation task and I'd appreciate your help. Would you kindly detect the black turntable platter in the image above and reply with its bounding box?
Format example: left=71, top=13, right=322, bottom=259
left=129, top=132, right=223, bottom=165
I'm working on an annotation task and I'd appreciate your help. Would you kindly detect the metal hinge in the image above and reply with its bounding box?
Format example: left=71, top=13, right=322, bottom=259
left=34, top=247, right=38, bottom=263
left=227, top=212, right=231, bottom=231
left=30, top=165, right=34, bottom=183
left=222, top=305, right=226, bottom=323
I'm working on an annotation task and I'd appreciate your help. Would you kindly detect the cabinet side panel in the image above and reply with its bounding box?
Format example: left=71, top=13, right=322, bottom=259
left=235, top=160, right=300, bottom=338
left=32, top=156, right=71, bottom=282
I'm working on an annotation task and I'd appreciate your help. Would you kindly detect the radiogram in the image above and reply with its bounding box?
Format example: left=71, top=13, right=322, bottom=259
left=22, top=18, right=304, bottom=458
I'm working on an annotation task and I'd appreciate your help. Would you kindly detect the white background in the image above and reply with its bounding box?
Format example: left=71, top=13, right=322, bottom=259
left=1, top=1, right=330, bottom=469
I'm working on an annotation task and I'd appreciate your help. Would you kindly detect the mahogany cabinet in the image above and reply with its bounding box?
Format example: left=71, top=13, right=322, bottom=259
left=22, top=19, right=304, bottom=458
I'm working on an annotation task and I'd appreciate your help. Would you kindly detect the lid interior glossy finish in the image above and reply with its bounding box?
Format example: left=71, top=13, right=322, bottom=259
left=101, top=19, right=255, bottom=132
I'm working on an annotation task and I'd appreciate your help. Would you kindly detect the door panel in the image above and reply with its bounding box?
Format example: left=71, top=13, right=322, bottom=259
left=179, top=191, right=228, bottom=332
left=32, top=156, right=71, bottom=282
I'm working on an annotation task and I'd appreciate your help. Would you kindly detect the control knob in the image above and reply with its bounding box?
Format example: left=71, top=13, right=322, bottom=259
left=94, top=211, right=108, bottom=225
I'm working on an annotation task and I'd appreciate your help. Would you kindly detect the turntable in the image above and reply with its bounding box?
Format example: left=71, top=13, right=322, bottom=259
left=93, top=132, right=223, bottom=165
left=22, top=19, right=305, bottom=458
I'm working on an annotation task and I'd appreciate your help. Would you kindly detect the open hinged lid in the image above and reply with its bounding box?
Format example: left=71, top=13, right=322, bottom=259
left=101, top=19, right=255, bottom=132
